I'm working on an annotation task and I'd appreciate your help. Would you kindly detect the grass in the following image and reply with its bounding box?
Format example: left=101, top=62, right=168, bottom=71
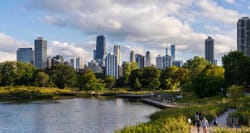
left=117, top=96, right=230, bottom=133
left=0, top=86, right=76, bottom=100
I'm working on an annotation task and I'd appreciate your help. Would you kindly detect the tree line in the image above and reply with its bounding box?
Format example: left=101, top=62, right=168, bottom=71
left=0, top=51, right=248, bottom=98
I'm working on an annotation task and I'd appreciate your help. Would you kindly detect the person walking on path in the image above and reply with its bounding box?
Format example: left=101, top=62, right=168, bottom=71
left=194, top=112, right=201, bottom=133
left=202, top=117, right=209, bottom=133
left=213, top=115, right=218, bottom=126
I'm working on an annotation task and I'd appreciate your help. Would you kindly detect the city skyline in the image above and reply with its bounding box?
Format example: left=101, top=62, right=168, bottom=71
left=0, top=1, right=250, bottom=64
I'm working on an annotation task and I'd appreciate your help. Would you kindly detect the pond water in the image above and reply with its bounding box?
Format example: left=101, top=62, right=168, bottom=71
left=0, top=98, right=160, bottom=133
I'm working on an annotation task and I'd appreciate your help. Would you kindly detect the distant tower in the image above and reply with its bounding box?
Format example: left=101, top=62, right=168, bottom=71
left=70, top=58, right=75, bottom=68
left=93, top=50, right=96, bottom=59
left=130, top=50, right=135, bottom=63
left=237, top=17, right=250, bottom=56
left=145, top=51, right=151, bottom=67
left=156, top=55, right=164, bottom=69
left=166, top=48, right=169, bottom=55
left=135, top=54, right=145, bottom=68
left=205, top=36, right=214, bottom=63
left=105, top=53, right=118, bottom=79
left=96, top=35, right=106, bottom=62
left=171, top=44, right=175, bottom=61
left=114, top=45, right=121, bottom=66
left=34, top=37, right=47, bottom=69
left=17, top=48, right=34, bottom=64
left=76, top=57, right=84, bottom=72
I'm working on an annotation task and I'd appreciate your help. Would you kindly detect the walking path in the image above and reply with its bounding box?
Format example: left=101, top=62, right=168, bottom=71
left=190, top=108, right=237, bottom=133
left=215, top=108, right=237, bottom=127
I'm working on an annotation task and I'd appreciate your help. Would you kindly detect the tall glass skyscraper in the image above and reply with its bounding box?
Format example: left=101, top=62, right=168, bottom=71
left=34, top=37, right=47, bottom=69
left=205, top=36, right=214, bottom=63
left=237, top=17, right=250, bottom=56
left=96, top=35, right=106, bottom=61
left=16, top=48, right=34, bottom=64
left=171, top=44, right=175, bottom=61
left=135, top=54, right=145, bottom=68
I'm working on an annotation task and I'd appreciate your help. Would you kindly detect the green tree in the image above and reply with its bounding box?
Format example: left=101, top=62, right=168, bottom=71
left=227, top=85, right=245, bottom=98
left=105, top=76, right=116, bottom=89
left=129, top=69, right=143, bottom=89
left=35, top=72, right=49, bottom=87
left=193, top=65, right=225, bottom=98
left=222, top=51, right=250, bottom=86
left=182, top=56, right=210, bottom=92
left=0, top=62, right=17, bottom=86
left=15, top=62, right=36, bottom=86
left=132, top=78, right=142, bottom=90
left=160, top=66, right=179, bottom=90
left=49, top=64, right=77, bottom=89
left=78, top=69, right=105, bottom=91
left=122, top=62, right=138, bottom=85
left=141, top=67, right=161, bottom=90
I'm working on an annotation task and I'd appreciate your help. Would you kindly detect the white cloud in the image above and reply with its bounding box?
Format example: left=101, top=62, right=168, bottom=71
left=23, top=0, right=240, bottom=63
left=48, top=41, right=94, bottom=63
left=224, top=0, right=236, bottom=4
left=0, top=32, right=31, bottom=62
left=197, top=0, right=242, bottom=25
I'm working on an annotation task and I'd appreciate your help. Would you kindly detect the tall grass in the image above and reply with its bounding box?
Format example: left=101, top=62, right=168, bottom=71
left=0, top=86, right=75, bottom=100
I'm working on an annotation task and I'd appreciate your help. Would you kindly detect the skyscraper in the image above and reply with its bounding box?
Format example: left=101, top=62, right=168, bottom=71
left=52, top=55, right=64, bottom=66
left=114, top=45, right=121, bottom=66
left=156, top=55, right=172, bottom=69
left=16, top=48, right=34, bottom=64
left=156, top=55, right=164, bottom=69
left=93, top=50, right=96, bottom=59
left=166, top=48, right=169, bottom=55
left=237, top=17, right=250, bottom=56
left=205, top=36, right=214, bottom=63
left=105, top=53, right=118, bottom=79
left=171, top=44, right=175, bottom=61
left=96, top=35, right=106, bottom=61
left=135, top=54, right=144, bottom=68
left=145, top=51, right=151, bottom=67
left=130, top=50, right=135, bottom=63
left=34, top=37, right=47, bottom=69
left=76, top=57, right=84, bottom=72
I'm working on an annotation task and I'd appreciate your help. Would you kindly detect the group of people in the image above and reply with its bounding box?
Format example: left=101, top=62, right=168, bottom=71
left=193, top=112, right=218, bottom=133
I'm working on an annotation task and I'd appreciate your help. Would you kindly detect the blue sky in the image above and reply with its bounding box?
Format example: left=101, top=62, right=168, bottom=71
left=0, top=0, right=249, bottom=64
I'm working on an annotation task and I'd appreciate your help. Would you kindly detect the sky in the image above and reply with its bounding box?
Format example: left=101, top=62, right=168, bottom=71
left=0, top=0, right=249, bottom=64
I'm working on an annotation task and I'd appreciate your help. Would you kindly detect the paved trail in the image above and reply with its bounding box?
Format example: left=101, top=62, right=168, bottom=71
left=190, top=109, right=237, bottom=133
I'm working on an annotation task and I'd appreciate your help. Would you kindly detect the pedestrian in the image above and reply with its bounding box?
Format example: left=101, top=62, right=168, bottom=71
left=194, top=112, right=201, bottom=133
left=213, top=115, right=218, bottom=126
left=202, top=117, right=209, bottom=133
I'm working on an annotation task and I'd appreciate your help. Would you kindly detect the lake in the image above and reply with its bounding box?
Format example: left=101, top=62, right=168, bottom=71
left=0, top=98, right=160, bottom=133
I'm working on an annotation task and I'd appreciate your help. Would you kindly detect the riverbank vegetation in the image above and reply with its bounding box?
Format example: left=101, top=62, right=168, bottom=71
left=0, top=86, right=75, bottom=100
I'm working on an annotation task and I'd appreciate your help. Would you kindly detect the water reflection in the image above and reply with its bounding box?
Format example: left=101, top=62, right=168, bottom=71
left=0, top=98, right=159, bottom=133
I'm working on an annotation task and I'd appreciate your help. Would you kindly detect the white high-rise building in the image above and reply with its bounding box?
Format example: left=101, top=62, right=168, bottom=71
left=76, top=57, right=84, bottom=72
left=34, top=37, right=47, bottom=69
left=114, top=45, right=121, bottom=66
left=105, top=53, right=118, bottom=79
left=145, top=51, right=151, bottom=67
left=130, top=50, right=135, bottom=63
